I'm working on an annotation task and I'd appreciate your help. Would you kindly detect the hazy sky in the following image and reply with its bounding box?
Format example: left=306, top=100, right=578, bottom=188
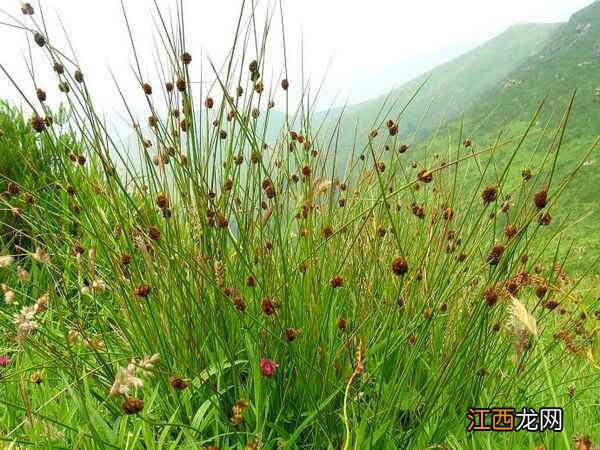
left=0, top=0, right=593, bottom=119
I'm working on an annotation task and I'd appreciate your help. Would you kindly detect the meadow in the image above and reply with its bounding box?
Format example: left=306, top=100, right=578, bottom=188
left=0, top=2, right=599, bottom=449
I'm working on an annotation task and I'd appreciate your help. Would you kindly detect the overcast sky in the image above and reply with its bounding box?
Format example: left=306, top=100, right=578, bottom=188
left=0, top=0, right=593, bottom=120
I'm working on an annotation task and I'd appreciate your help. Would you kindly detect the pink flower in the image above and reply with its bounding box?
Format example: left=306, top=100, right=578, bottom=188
left=260, top=358, right=278, bottom=377
left=0, top=354, right=10, bottom=367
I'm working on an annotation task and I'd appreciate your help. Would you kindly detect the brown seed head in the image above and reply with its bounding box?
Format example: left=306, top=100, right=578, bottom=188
left=281, top=78, right=289, bottom=90
left=204, top=97, right=214, bottom=109
left=142, top=83, right=153, bottom=95
left=170, top=376, right=190, bottom=390
left=31, top=115, right=46, bottom=133
left=487, top=243, right=505, bottom=265
left=533, top=190, right=548, bottom=209
left=34, top=32, right=46, bottom=47
left=481, top=186, right=497, bottom=205
left=391, top=255, right=408, bottom=276
left=329, top=275, right=345, bottom=288
left=121, top=397, right=144, bottom=415
left=134, top=282, right=151, bottom=298
left=36, top=88, right=46, bottom=102
left=181, top=52, right=192, bottom=65
left=417, top=169, right=433, bottom=183
left=74, top=70, right=84, bottom=83
left=484, top=287, right=498, bottom=307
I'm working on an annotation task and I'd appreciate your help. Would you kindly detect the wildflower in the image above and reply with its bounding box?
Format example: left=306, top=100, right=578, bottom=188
left=481, top=186, right=497, bottom=205
left=533, top=190, right=548, bottom=208
left=91, top=279, right=106, bottom=292
left=260, top=358, right=278, bottom=377
left=170, top=376, right=190, bottom=391
left=121, top=396, right=144, bottom=415
left=391, top=255, right=408, bottom=276
left=33, top=32, right=46, bottom=47
left=0, top=354, right=10, bottom=367
left=13, top=305, right=39, bottom=338
left=0, top=255, right=14, bottom=268
left=32, top=247, right=49, bottom=263
left=3, top=286, right=15, bottom=304
left=35, top=293, right=49, bottom=312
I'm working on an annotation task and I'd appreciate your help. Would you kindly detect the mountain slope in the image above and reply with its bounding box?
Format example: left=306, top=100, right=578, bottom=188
left=323, top=22, right=560, bottom=138
left=437, top=0, right=600, bottom=269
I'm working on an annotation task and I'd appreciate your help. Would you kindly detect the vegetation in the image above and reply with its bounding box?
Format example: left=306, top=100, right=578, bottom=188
left=0, top=1, right=599, bottom=449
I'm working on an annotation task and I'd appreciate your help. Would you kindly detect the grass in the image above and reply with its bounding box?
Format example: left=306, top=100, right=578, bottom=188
left=0, top=1, right=599, bottom=449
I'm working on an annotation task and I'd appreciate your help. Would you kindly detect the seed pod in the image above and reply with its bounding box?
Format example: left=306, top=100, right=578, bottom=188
left=181, top=52, right=192, bottom=65
left=165, top=81, right=174, bottom=92
left=417, top=169, right=433, bottom=183
left=484, top=288, right=498, bottom=307
left=170, top=376, right=190, bottom=390
left=36, top=88, right=46, bottom=102
left=329, top=275, right=344, bottom=288
left=121, top=397, right=144, bottom=415
left=391, top=255, right=408, bottom=276
left=34, top=32, right=46, bottom=47
left=21, top=2, right=34, bottom=15
left=481, top=186, right=497, bottom=205
left=204, top=97, right=214, bottom=109
left=74, top=70, right=84, bottom=83
left=142, top=83, right=152, bottom=95
left=281, top=78, right=289, bottom=90
left=176, top=78, right=186, bottom=92
left=53, top=62, right=65, bottom=74
left=533, top=190, right=548, bottom=209
left=134, top=282, right=151, bottom=298
left=487, top=243, right=505, bottom=265
left=31, top=115, right=46, bottom=133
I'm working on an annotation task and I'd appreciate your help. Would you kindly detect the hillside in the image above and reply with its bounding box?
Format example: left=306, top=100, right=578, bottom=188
left=450, top=0, right=600, bottom=268
left=319, top=22, right=560, bottom=140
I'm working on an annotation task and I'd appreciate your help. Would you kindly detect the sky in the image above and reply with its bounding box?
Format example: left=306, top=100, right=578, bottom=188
left=0, top=0, right=593, bottom=121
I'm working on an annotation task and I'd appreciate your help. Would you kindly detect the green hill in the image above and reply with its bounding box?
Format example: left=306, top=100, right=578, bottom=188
left=319, top=22, right=560, bottom=140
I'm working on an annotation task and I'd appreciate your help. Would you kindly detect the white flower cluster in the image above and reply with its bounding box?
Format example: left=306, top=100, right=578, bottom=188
left=109, top=353, right=160, bottom=397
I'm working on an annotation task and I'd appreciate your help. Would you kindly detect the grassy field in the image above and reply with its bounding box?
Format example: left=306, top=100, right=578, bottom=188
left=1, top=2, right=600, bottom=449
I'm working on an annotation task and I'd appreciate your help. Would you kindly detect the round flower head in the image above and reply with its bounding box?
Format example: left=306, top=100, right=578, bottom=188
left=260, top=358, right=278, bottom=377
